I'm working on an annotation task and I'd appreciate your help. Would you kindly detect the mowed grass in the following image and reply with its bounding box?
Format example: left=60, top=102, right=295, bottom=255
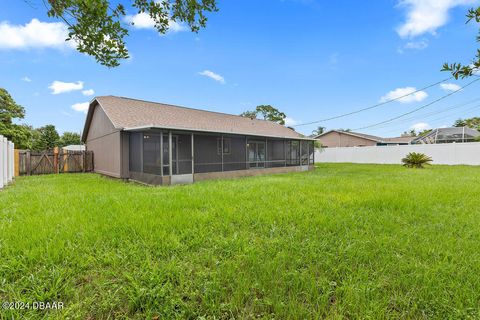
left=1, top=164, right=480, bottom=319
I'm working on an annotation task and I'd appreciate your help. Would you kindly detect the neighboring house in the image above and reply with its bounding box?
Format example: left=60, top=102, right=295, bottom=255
left=62, top=144, right=86, bottom=151
left=314, top=130, right=414, bottom=148
left=81, top=96, right=315, bottom=185
left=411, top=127, right=480, bottom=144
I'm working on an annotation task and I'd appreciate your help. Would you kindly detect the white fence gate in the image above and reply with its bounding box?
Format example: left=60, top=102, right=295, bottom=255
left=315, top=142, right=480, bottom=166
left=0, top=135, right=15, bottom=190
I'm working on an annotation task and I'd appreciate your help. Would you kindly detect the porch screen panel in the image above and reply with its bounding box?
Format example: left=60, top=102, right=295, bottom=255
left=129, top=132, right=142, bottom=172
left=301, top=140, right=309, bottom=165
left=309, top=141, right=315, bottom=164
left=194, top=134, right=222, bottom=173
left=176, top=134, right=192, bottom=175
left=286, top=141, right=300, bottom=166
left=223, top=135, right=247, bottom=171
left=267, top=139, right=285, bottom=168
left=143, top=133, right=162, bottom=175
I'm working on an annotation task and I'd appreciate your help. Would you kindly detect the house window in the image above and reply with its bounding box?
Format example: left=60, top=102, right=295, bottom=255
left=217, top=138, right=231, bottom=155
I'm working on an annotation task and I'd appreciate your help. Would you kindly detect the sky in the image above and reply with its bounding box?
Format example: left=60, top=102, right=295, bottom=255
left=0, top=0, right=479, bottom=137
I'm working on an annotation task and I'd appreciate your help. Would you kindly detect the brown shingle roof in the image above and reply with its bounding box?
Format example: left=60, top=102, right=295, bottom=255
left=83, top=96, right=308, bottom=141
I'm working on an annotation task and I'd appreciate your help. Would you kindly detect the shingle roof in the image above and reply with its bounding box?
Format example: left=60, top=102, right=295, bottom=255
left=82, top=96, right=309, bottom=141
left=314, top=130, right=415, bottom=144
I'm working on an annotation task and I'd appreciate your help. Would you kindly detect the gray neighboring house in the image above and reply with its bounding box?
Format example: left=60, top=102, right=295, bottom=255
left=81, top=96, right=315, bottom=185
left=314, top=130, right=414, bottom=148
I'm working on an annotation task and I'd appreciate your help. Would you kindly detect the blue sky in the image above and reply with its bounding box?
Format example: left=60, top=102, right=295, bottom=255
left=0, top=0, right=479, bottom=137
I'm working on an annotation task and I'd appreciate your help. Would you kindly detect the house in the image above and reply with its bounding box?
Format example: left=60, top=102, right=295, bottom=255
left=411, top=127, right=480, bottom=144
left=314, top=130, right=414, bottom=148
left=81, top=96, right=315, bottom=185
left=62, top=144, right=86, bottom=151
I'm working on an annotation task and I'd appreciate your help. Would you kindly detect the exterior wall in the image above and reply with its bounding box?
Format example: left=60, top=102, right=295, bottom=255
left=193, top=165, right=314, bottom=182
left=85, top=104, right=122, bottom=178
left=318, top=131, right=377, bottom=148
left=315, top=142, right=480, bottom=166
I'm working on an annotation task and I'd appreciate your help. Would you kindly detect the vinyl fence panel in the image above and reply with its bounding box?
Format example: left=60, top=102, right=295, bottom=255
left=0, top=135, right=4, bottom=189
left=8, top=142, right=14, bottom=182
left=2, top=137, right=7, bottom=185
left=315, top=142, right=480, bottom=166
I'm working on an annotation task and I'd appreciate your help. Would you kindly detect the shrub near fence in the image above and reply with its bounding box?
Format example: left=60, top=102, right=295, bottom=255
left=0, top=135, right=15, bottom=190
left=16, top=147, right=93, bottom=176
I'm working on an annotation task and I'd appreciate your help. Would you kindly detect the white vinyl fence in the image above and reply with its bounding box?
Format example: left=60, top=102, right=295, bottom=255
left=0, top=135, right=15, bottom=190
left=315, top=142, right=480, bottom=166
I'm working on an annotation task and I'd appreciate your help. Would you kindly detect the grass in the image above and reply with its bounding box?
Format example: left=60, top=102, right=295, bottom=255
left=1, top=163, right=480, bottom=319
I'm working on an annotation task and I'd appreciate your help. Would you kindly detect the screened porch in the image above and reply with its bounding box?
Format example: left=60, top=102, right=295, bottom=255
left=128, top=130, right=314, bottom=184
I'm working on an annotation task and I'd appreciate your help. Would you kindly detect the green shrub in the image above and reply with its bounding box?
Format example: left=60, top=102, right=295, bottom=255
left=402, top=152, right=433, bottom=168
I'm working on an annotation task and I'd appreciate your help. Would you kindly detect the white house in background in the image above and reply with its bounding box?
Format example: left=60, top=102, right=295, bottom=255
left=62, top=145, right=86, bottom=151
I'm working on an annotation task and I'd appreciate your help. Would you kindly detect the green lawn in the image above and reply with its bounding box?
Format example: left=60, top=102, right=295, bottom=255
left=1, top=164, right=480, bottom=319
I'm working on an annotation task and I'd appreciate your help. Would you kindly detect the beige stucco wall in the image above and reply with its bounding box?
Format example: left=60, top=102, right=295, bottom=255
left=85, top=104, right=123, bottom=178
left=318, top=131, right=377, bottom=148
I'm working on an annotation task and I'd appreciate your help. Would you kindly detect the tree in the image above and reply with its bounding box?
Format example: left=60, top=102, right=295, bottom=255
left=454, top=117, right=480, bottom=130
left=32, top=125, right=60, bottom=150
left=59, top=132, right=82, bottom=147
left=240, top=110, right=258, bottom=120
left=240, top=105, right=287, bottom=125
left=418, top=129, right=432, bottom=137
left=442, top=6, right=480, bottom=78
left=0, top=88, right=35, bottom=148
left=312, top=126, right=326, bottom=136
left=402, top=129, right=417, bottom=137
left=42, top=0, right=218, bottom=67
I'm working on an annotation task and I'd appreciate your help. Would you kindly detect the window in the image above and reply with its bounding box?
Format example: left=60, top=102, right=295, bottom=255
left=217, top=138, right=231, bottom=155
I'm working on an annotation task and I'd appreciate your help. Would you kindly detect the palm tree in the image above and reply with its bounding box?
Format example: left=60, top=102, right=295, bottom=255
left=312, top=126, right=326, bottom=136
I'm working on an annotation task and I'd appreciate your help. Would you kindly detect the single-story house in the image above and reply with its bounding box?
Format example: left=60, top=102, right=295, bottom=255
left=314, top=130, right=414, bottom=148
left=81, top=96, right=315, bottom=185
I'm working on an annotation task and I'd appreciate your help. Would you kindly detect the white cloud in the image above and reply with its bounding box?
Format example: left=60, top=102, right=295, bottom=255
left=404, top=40, right=429, bottom=50
left=124, top=12, right=187, bottom=33
left=284, top=117, right=299, bottom=126
left=0, top=18, right=75, bottom=50
left=21, top=76, right=31, bottom=82
left=82, top=89, right=95, bottom=96
left=440, top=83, right=461, bottom=92
left=198, top=70, right=226, bottom=84
left=410, top=122, right=431, bottom=131
left=71, top=102, right=89, bottom=114
left=396, top=0, right=476, bottom=38
left=380, top=87, right=428, bottom=103
left=49, top=81, right=84, bottom=95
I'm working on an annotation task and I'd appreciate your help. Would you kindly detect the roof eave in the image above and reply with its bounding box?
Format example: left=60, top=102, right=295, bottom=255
left=123, top=125, right=316, bottom=140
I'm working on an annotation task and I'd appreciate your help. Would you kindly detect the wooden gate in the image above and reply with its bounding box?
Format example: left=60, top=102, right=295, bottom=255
left=17, top=148, right=94, bottom=176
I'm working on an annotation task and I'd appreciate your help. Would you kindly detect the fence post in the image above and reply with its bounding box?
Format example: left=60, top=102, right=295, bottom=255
left=53, top=147, right=59, bottom=174
left=14, top=149, right=19, bottom=177
left=7, top=142, right=13, bottom=183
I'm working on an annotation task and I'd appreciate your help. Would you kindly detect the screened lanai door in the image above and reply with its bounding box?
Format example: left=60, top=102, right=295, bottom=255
left=247, top=141, right=266, bottom=168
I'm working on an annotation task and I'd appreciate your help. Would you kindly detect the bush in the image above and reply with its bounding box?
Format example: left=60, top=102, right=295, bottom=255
left=402, top=152, right=432, bottom=168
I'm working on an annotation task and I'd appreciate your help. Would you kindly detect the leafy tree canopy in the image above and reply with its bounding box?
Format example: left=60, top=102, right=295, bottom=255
left=59, top=132, right=82, bottom=147
left=0, top=88, right=25, bottom=124
left=32, top=125, right=60, bottom=151
left=454, top=117, right=480, bottom=130
left=240, top=105, right=287, bottom=125
left=43, top=0, right=218, bottom=67
left=312, top=126, right=326, bottom=136
left=442, top=6, right=480, bottom=78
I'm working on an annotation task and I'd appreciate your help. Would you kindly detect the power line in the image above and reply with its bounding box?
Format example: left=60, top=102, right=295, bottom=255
left=352, top=77, right=480, bottom=131
left=292, top=77, right=452, bottom=127
left=366, top=97, right=480, bottom=130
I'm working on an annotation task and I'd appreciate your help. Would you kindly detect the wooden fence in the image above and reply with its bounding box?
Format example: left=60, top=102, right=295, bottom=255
left=16, top=148, right=93, bottom=176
